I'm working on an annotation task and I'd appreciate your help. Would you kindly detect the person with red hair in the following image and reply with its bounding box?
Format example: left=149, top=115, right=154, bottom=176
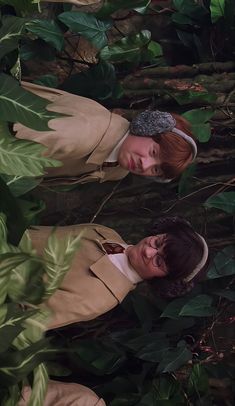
left=15, top=82, right=197, bottom=186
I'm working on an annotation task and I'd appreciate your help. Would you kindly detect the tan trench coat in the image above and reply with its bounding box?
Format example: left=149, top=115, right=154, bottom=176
left=14, top=82, right=129, bottom=185
left=19, top=381, right=106, bottom=406
left=28, top=223, right=135, bottom=329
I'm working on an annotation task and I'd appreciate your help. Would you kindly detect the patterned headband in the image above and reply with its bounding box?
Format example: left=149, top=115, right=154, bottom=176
left=130, top=110, right=197, bottom=161
left=183, top=234, right=209, bottom=283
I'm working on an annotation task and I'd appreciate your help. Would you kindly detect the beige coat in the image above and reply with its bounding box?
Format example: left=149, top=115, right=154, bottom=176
left=28, top=224, right=135, bottom=329
left=14, top=82, right=129, bottom=185
left=19, top=381, right=106, bottom=406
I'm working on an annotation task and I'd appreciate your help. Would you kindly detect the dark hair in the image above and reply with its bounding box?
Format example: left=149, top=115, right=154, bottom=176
left=149, top=216, right=209, bottom=298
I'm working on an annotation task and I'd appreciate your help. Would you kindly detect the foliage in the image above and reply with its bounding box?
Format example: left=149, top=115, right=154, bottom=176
left=0, top=214, right=82, bottom=405
left=0, top=0, right=234, bottom=405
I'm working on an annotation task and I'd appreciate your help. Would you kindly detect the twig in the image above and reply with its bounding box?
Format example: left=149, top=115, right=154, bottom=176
left=90, top=180, right=123, bottom=223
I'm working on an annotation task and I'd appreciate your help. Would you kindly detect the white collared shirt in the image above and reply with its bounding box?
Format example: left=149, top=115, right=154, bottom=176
left=105, top=130, right=129, bottom=162
left=108, top=244, right=143, bottom=284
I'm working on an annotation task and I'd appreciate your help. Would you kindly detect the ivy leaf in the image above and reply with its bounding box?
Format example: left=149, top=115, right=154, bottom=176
left=0, top=121, right=61, bottom=177
left=207, top=246, right=235, bottom=279
left=204, top=192, right=235, bottom=214
left=157, top=341, right=192, bottom=373
left=26, top=19, right=64, bottom=51
left=210, top=0, right=225, bottom=23
left=179, top=294, right=216, bottom=317
left=100, top=30, right=152, bottom=64
left=58, top=11, right=112, bottom=49
left=1, top=174, right=40, bottom=197
left=0, top=304, right=37, bottom=353
left=0, top=74, right=63, bottom=131
left=0, top=16, right=26, bottom=60
left=42, top=230, right=81, bottom=299
left=27, top=363, right=49, bottom=406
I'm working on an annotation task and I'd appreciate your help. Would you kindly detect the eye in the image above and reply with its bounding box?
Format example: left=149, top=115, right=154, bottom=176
left=152, top=165, right=159, bottom=176
left=153, top=254, right=163, bottom=268
left=152, top=147, right=158, bottom=157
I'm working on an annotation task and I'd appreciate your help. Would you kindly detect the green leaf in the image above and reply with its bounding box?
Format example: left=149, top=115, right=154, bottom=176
left=42, top=230, right=81, bottom=299
left=96, top=0, right=151, bottom=18
left=26, top=19, right=64, bottom=51
left=14, top=310, right=51, bottom=349
left=61, top=61, right=117, bottom=100
left=188, top=364, right=209, bottom=395
left=207, top=246, right=235, bottom=279
left=0, top=212, right=7, bottom=242
left=191, top=123, right=211, bottom=142
left=213, top=289, right=235, bottom=301
left=0, top=0, right=40, bottom=13
left=27, top=363, right=49, bottom=406
left=210, top=0, right=225, bottom=23
left=182, top=108, right=214, bottom=124
left=170, top=90, right=216, bottom=105
left=179, top=294, right=215, bottom=317
left=157, top=341, right=192, bottom=373
left=100, top=30, right=152, bottom=64
left=58, top=11, right=112, bottom=49
left=0, top=16, right=26, bottom=60
left=0, top=176, right=26, bottom=245
left=172, top=12, right=194, bottom=25
left=0, top=304, right=37, bottom=353
left=0, top=122, right=61, bottom=176
left=33, top=74, right=58, bottom=89
left=204, top=192, right=235, bottom=214
left=160, top=298, right=187, bottom=319
left=0, top=252, right=35, bottom=276
left=0, top=73, right=63, bottom=131
left=178, top=163, right=196, bottom=197
left=152, top=376, right=184, bottom=403
left=136, top=340, right=170, bottom=362
left=1, top=174, right=41, bottom=197
left=20, top=39, right=57, bottom=62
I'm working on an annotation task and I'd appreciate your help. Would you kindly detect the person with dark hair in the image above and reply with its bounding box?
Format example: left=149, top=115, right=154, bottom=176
left=26, top=217, right=208, bottom=330
left=14, top=82, right=197, bottom=186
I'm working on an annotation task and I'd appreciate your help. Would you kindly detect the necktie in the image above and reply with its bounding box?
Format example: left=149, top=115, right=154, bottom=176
left=103, top=243, right=125, bottom=254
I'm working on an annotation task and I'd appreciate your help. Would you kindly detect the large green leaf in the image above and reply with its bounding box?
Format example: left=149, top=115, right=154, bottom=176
left=182, top=108, right=214, bottom=142
left=1, top=174, right=40, bottom=197
left=0, top=74, right=63, bottom=131
left=27, top=363, right=49, bottom=406
left=26, top=19, right=64, bottom=51
left=179, top=294, right=215, bottom=317
left=0, top=305, right=37, bottom=353
left=42, top=230, right=81, bottom=299
left=188, top=364, right=209, bottom=395
left=58, top=11, right=112, bottom=49
left=0, top=0, right=40, bottom=12
left=61, top=61, right=117, bottom=100
left=210, top=0, right=225, bottom=23
left=160, top=298, right=188, bottom=319
left=0, top=121, right=61, bottom=176
left=207, top=246, right=235, bottom=279
left=14, top=310, right=50, bottom=349
left=204, top=192, right=235, bottom=214
left=0, top=16, right=26, bottom=60
left=157, top=341, right=192, bottom=373
left=0, top=252, right=37, bottom=276
left=100, top=30, right=152, bottom=63
left=0, top=338, right=52, bottom=385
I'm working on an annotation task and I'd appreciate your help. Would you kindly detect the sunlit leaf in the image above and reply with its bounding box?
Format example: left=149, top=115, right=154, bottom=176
left=42, top=230, right=81, bottom=299
left=210, top=0, right=225, bottom=23
left=58, top=11, right=112, bottom=49
left=204, top=192, right=235, bottom=214
left=27, top=363, right=48, bottom=406
left=0, top=74, right=63, bottom=131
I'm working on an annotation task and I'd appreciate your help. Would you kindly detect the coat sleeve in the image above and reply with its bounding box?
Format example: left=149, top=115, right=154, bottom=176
left=18, top=381, right=106, bottom=406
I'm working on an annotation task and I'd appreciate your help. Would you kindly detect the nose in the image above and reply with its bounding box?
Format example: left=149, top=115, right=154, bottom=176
left=140, top=156, right=157, bottom=172
left=144, top=245, right=157, bottom=259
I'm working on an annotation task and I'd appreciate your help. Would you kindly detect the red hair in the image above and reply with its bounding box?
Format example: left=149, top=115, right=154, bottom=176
left=154, top=114, right=195, bottom=179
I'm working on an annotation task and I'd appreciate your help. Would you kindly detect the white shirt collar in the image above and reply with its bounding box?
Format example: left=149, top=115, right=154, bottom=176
left=105, top=130, right=129, bottom=162
left=108, top=244, right=143, bottom=284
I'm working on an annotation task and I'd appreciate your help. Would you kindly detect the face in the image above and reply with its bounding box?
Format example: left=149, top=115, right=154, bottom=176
left=126, top=234, right=168, bottom=280
left=117, top=135, right=163, bottom=177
